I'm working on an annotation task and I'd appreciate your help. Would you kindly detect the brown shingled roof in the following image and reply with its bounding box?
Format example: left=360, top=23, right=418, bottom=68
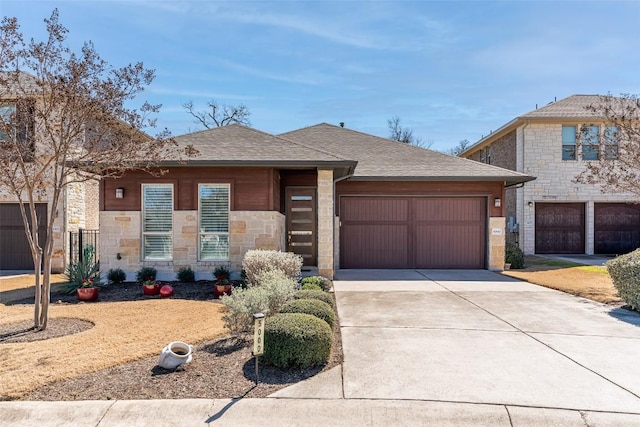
left=521, top=95, right=606, bottom=119
left=280, top=123, right=533, bottom=185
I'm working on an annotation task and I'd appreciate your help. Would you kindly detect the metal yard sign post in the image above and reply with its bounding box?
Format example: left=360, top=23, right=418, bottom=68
left=253, top=313, right=265, bottom=385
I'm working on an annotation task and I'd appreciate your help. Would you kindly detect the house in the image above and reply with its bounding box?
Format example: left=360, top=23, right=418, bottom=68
left=0, top=72, right=99, bottom=273
left=99, top=123, right=533, bottom=280
left=460, top=95, right=640, bottom=256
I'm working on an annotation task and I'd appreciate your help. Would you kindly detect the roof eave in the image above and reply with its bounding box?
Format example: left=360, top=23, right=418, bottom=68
left=459, top=117, right=521, bottom=157
left=347, top=175, right=536, bottom=186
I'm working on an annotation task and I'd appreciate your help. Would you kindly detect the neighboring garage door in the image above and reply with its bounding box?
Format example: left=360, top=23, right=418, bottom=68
left=594, top=203, right=640, bottom=255
left=0, top=203, right=47, bottom=270
left=535, top=203, right=585, bottom=254
left=340, top=196, right=486, bottom=269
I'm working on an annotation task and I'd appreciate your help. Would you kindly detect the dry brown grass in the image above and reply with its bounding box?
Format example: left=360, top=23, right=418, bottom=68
left=502, top=256, right=620, bottom=304
left=0, top=274, right=67, bottom=292
left=0, top=299, right=226, bottom=398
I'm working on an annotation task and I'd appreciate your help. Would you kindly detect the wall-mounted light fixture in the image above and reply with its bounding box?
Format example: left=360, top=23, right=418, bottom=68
left=494, top=197, right=501, bottom=208
left=527, top=201, right=534, bottom=207
left=115, top=188, right=125, bottom=199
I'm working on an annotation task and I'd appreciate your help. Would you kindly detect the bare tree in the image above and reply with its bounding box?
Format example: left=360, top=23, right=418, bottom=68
left=387, top=116, right=433, bottom=148
left=447, top=139, right=471, bottom=156
left=574, top=94, right=640, bottom=196
left=183, top=100, right=251, bottom=129
left=0, top=10, right=195, bottom=330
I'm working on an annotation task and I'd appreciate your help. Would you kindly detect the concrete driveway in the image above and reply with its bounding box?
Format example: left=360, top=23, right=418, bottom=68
left=273, top=269, right=640, bottom=425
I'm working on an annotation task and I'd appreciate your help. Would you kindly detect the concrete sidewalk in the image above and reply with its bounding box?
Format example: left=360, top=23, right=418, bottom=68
left=3, top=269, right=640, bottom=425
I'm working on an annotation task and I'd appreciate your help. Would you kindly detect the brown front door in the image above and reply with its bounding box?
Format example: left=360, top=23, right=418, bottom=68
left=535, top=203, right=585, bottom=254
left=286, top=187, right=317, bottom=266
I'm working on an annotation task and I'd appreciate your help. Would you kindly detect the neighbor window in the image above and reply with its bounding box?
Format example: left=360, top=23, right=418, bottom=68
left=142, top=184, right=173, bottom=261
left=581, top=125, right=600, bottom=161
left=562, top=125, right=577, bottom=160
left=603, top=125, right=619, bottom=160
left=0, top=103, right=16, bottom=141
left=199, top=183, right=230, bottom=261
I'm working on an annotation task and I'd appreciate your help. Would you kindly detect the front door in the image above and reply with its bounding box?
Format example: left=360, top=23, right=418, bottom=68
left=286, top=187, right=317, bottom=266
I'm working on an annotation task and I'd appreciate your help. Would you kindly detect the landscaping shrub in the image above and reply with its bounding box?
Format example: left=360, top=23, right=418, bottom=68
left=213, top=265, right=231, bottom=281
left=293, top=289, right=334, bottom=307
left=607, top=249, right=640, bottom=310
left=242, top=249, right=302, bottom=286
left=221, top=286, right=270, bottom=333
left=62, top=245, right=102, bottom=294
left=221, top=271, right=296, bottom=333
left=505, top=243, right=525, bottom=269
left=280, top=298, right=335, bottom=328
left=301, top=276, right=332, bottom=292
left=176, top=266, right=195, bottom=282
left=136, top=266, right=157, bottom=283
left=300, top=282, right=322, bottom=291
left=107, top=268, right=126, bottom=284
left=263, top=313, right=332, bottom=368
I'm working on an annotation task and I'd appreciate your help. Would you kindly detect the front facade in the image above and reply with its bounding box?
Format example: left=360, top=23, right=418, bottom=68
left=461, top=95, right=640, bottom=256
left=99, top=124, right=532, bottom=280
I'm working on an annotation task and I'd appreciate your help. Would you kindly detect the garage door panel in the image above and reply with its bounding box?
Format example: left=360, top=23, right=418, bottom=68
left=595, top=203, right=640, bottom=254
left=535, top=203, right=585, bottom=254
left=340, top=197, right=486, bottom=269
left=341, top=224, right=409, bottom=268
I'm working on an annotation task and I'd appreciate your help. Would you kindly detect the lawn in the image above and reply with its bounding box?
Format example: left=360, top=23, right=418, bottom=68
left=0, top=298, right=226, bottom=398
left=502, top=255, right=621, bottom=304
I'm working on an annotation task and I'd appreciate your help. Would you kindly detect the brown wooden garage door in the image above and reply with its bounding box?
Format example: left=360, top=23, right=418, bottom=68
left=340, top=197, right=486, bottom=269
left=535, top=203, right=585, bottom=254
left=0, top=203, right=47, bottom=270
left=594, top=203, right=640, bottom=255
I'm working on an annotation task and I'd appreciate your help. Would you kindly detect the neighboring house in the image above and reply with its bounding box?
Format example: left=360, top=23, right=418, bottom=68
left=460, top=94, right=640, bottom=256
left=99, top=123, right=532, bottom=280
left=0, top=73, right=100, bottom=273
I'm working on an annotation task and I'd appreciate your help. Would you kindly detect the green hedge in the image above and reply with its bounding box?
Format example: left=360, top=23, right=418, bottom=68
left=300, top=276, right=332, bottom=292
left=263, top=313, right=332, bottom=368
left=505, top=243, right=525, bottom=269
left=300, top=282, right=322, bottom=291
left=293, top=289, right=334, bottom=308
left=607, top=249, right=640, bottom=310
left=280, top=298, right=335, bottom=328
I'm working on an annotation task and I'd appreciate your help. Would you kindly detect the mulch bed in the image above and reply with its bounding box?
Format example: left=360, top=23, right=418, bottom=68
left=2, top=281, right=343, bottom=401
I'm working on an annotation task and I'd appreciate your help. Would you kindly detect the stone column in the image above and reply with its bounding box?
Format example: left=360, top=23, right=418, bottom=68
left=317, top=169, right=334, bottom=278
left=488, top=217, right=506, bottom=271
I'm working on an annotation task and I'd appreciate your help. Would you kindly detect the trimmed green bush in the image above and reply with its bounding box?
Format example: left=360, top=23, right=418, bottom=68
left=505, top=243, right=525, bottom=269
left=301, top=282, right=322, bottom=291
left=176, top=266, right=195, bottom=282
left=242, top=250, right=303, bottom=286
left=107, top=268, right=126, bottom=284
left=263, top=313, right=332, bottom=368
left=301, top=276, right=332, bottom=292
left=280, top=298, right=335, bottom=328
left=293, top=289, right=334, bottom=308
left=607, top=249, right=640, bottom=310
left=136, top=266, right=157, bottom=283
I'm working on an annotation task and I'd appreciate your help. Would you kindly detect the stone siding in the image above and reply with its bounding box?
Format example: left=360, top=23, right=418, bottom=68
left=488, top=217, right=506, bottom=271
left=100, top=210, right=285, bottom=281
left=517, top=123, right=638, bottom=254
left=316, top=169, right=334, bottom=278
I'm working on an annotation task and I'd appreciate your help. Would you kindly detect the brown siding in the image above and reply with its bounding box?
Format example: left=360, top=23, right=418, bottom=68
left=273, top=170, right=282, bottom=213
left=336, top=180, right=504, bottom=217
left=103, top=167, right=275, bottom=211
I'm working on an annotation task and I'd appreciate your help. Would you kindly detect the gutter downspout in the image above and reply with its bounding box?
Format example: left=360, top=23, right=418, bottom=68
left=519, top=120, right=529, bottom=252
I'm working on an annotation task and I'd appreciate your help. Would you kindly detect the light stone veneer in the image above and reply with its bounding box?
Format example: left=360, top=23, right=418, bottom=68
left=317, top=169, right=334, bottom=278
left=517, top=123, right=637, bottom=254
left=100, top=210, right=285, bottom=281
left=488, top=217, right=506, bottom=271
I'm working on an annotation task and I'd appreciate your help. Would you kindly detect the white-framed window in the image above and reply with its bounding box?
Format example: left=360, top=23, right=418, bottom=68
left=0, top=103, right=16, bottom=141
left=562, top=125, right=577, bottom=160
left=199, top=183, right=230, bottom=261
left=142, top=184, right=173, bottom=261
left=581, top=125, right=600, bottom=161
left=603, top=125, right=619, bottom=160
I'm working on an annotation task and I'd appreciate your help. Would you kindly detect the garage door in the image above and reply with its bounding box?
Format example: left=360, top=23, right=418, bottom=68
left=0, top=203, right=47, bottom=270
left=594, top=203, right=640, bottom=255
left=535, top=203, right=585, bottom=254
left=340, top=197, right=486, bottom=269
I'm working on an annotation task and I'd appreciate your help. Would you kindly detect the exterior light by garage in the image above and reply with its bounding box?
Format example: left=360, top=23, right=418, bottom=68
left=494, top=197, right=501, bottom=208
left=528, top=201, right=534, bottom=207
left=115, top=188, right=124, bottom=199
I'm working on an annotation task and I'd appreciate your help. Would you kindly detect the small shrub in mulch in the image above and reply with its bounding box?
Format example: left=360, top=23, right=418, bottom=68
left=279, top=298, right=335, bottom=328
left=293, top=289, right=334, bottom=307
left=607, top=249, right=640, bottom=310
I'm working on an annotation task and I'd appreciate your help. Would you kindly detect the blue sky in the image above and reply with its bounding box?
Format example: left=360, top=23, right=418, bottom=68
left=3, top=1, right=640, bottom=151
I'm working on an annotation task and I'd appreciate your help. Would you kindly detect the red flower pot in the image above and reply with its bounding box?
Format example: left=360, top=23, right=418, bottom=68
left=143, top=284, right=161, bottom=295
left=214, top=284, right=233, bottom=298
left=77, top=287, right=99, bottom=302
left=160, top=285, right=174, bottom=298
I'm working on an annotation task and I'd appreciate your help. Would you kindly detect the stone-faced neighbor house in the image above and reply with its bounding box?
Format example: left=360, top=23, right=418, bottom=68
left=460, top=95, right=640, bottom=256
left=99, top=123, right=533, bottom=281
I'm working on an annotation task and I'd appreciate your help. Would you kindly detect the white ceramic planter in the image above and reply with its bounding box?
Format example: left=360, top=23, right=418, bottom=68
left=158, top=341, right=193, bottom=369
